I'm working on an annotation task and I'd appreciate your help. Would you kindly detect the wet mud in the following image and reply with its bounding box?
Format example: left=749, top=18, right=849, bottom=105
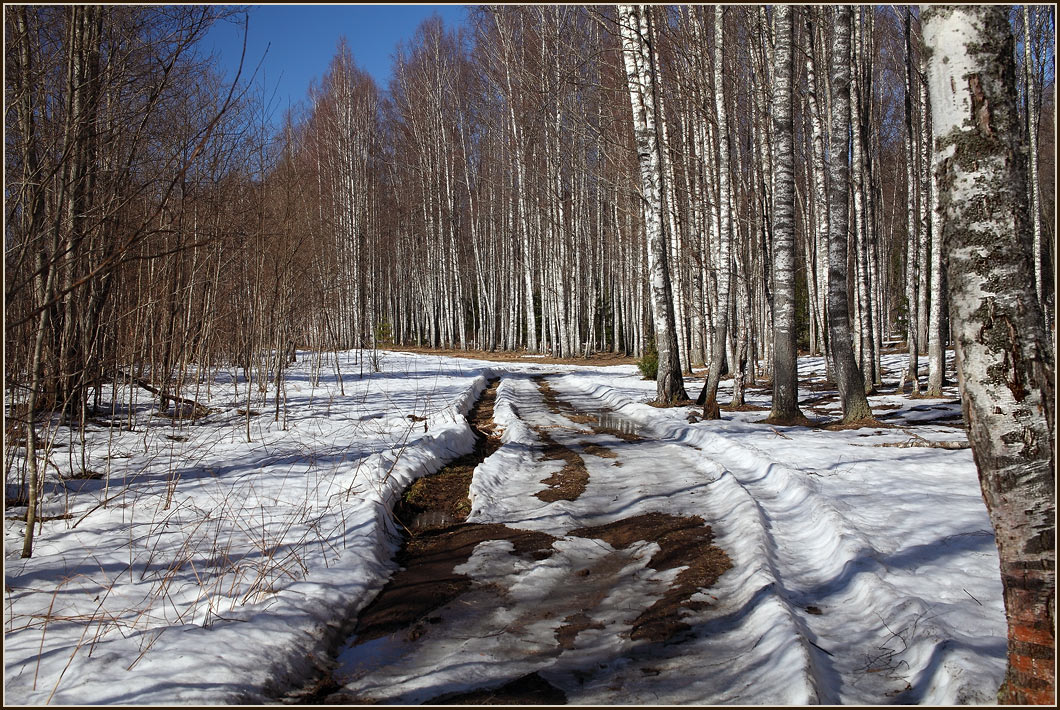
left=570, top=512, right=732, bottom=643
left=425, top=671, right=567, bottom=705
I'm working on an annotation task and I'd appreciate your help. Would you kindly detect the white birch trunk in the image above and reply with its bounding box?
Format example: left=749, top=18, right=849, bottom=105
left=826, top=5, right=873, bottom=424
left=768, top=5, right=803, bottom=422
left=806, top=9, right=830, bottom=359
left=917, top=53, right=932, bottom=352
left=1023, top=6, right=1043, bottom=307
left=926, top=104, right=946, bottom=396
left=619, top=4, right=686, bottom=402
left=699, top=6, right=733, bottom=417
left=851, top=8, right=876, bottom=394
left=902, top=8, right=922, bottom=394
left=923, top=7, right=1055, bottom=702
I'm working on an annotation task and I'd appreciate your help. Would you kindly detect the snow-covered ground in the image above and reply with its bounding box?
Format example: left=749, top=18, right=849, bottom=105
left=4, top=349, right=1006, bottom=704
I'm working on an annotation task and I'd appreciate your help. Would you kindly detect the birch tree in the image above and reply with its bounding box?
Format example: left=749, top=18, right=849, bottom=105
left=699, top=6, right=734, bottom=418
left=923, top=6, right=1055, bottom=704
left=805, top=8, right=831, bottom=360
left=618, top=4, right=687, bottom=404
left=925, top=107, right=947, bottom=397
left=1022, top=5, right=1044, bottom=308
left=901, top=8, right=922, bottom=395
left=767, top=5, right=804, bottom=424
left=826, top=5, right=873, bottom=424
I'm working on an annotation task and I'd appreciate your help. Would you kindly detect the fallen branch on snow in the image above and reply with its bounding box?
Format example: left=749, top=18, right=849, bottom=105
left=875, top=429, right=970, bottom=450
left=108, top=369, right=210, bottom=419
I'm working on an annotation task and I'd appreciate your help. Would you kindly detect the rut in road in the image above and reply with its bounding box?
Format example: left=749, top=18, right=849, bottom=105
left=275, top=374, right=731, bottom=705
left=276, top=378, right=567, bottom=704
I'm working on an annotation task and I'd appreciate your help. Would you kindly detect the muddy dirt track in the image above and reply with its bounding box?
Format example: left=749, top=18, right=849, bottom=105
left=274, top=375, right=731, bottom=705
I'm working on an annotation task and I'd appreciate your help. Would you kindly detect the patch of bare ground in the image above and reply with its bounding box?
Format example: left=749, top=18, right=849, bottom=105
left=722, top=402, right=770, bottom=412
left=821, top=418, right=893, bottom=431
left=531, top=426, right=589, bottom=503
left=646, top=398, right=697, bottom=408
left=548, top=548, right=643, bottom=650
left=759, top=413, right=815, bottom=427
left=805, top=379, right=838, bottom=392
left=591, top=422, right=641, bottom=441
left=556, top=612, right=605, bottom=649
left=529, top=376, right=613, bottom=502
left=533, top=375, right=595, bottom=424
left=534, top=375, right=643, bottom=442
left=569, top=513, right=731, bottom=644
left=426, top=671, right=568, bottom=705
left=579, top=441, right=617, bottom=459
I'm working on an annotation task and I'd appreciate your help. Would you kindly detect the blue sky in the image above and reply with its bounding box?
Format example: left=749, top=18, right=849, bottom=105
left=204, top=4, right=469, bottom=119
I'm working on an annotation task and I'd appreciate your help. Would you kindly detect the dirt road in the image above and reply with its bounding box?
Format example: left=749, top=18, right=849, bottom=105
left=281, top=373, right=731, bottom=704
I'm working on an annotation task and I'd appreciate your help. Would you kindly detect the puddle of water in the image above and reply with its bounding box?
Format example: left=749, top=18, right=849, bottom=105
left=334, top=633, right=410, bottom=680
left=411, top=510, right=456, bottom=529
left=596, top=412, right=640, bottom=436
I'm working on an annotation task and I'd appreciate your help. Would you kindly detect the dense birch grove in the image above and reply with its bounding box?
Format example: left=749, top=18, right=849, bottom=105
left=6, top=0, right=1056, bottom=504
left=7, top=5, right=1055, bottom=412
left=291, top=4, right=1054, bottom=388
left=5, top=4, right=1056, bottom=698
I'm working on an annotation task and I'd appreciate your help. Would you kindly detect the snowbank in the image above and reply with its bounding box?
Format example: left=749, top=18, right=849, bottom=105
left=4, top=351, right=488, bottom=704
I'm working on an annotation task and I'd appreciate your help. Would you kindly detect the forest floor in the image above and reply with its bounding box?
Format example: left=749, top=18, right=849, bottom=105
left=4, top=349, right=1005, bottom=705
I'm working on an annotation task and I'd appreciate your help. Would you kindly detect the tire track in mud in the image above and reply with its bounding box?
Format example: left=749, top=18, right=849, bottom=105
left=534, top=375, right=642, bottom=442
left=556, top=376, right=844, bottom=701
left=556, top=375, right=935, bottom=703
left=530, top=376, right=591, bottom=503
left=529, top=375, right=642, bottom=499
left=277, top=374, right=733, bottom=705
left=275, top=378, right=567, bottom=705
left=531, top=376, right=731, bottom=645
left=530, top=427, right=589, bottom=503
